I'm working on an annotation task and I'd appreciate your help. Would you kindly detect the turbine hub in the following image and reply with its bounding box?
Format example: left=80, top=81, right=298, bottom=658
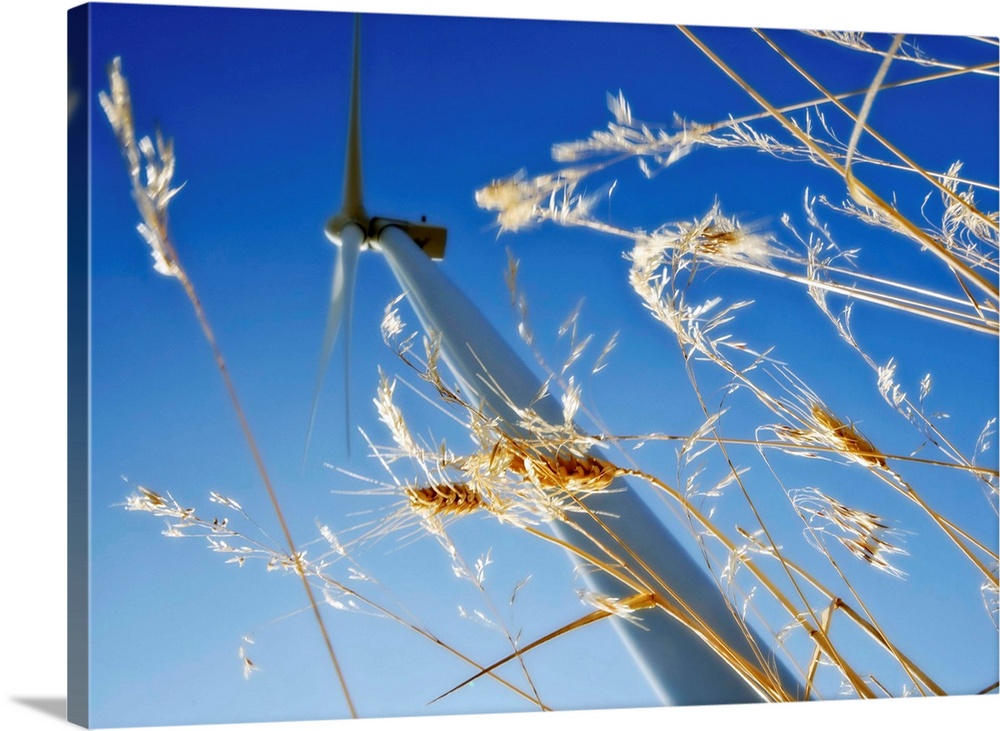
left=325, top=211, right=371, bottom=249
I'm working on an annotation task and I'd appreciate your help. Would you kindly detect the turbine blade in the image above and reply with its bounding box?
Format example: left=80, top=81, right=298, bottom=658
left=339, top=229, right=360, bottom=455
left=304, top=226, right=363, bottom=460
left=305, top=13, right=368, bottom=463
left=341, top=13, right=365, bottom=221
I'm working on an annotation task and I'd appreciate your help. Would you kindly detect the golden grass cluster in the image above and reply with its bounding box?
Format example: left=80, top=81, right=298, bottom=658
left=475, top=25, right=997, bottom=703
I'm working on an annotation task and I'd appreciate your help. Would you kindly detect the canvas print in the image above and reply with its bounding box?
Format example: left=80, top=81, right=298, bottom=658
left=68, top=2, right=999, bottom=728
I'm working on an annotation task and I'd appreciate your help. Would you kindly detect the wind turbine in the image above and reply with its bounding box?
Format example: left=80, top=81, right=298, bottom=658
left=305, top=14, right=445, bottom=459
left=312, top=14, right=802, bottom=707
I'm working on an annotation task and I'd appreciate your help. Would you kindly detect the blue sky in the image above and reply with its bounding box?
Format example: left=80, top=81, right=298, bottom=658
left=66, top=1, right=1000, bottom=727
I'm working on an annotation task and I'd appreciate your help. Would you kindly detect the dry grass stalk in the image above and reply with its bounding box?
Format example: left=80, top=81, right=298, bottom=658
left=368, top=342, right=825, bottom=700
left=804, top=30, right=1000, bottom=78
left=126, top=484, right=553, bottom=708
left=754, top=29, right=996, bottom=240
left=677, top=25, right=998, bottom=302
left=101, top=59, right=357, bottom=718
left=430, top=592, right=659, bottom=705
left=472, top=26, right=996, bottom=703
left=628, top=199, right=996, bottom=684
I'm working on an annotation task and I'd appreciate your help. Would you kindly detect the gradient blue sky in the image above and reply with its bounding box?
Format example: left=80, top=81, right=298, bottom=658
left=42, top=1, right=1000, bottom=728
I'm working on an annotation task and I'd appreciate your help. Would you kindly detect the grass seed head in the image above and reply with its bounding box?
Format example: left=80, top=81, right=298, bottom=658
left=510, top=451, right=619, bottom=494
left=405, top=483, right=485, bottom=517
left=793, top=487, right=907, bottom=577
left=100, top=57, right=184, bottom=278
left=475, top=172, right=544, bottom=232
left=810, top=403, right=887, bottom=469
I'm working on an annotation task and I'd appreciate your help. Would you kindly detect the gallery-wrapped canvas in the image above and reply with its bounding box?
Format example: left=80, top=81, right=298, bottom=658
left=68, top=2, right=998, bottom=728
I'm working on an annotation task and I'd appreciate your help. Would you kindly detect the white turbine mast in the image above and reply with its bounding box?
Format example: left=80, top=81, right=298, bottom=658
left=311, top=13, right=802, bottom=706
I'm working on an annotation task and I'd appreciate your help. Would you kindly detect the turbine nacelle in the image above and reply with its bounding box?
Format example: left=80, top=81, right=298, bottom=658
left=325, top=213, right=447, bottom=260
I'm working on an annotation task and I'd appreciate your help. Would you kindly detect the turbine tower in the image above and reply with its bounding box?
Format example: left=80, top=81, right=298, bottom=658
left=312, top=14, right=802, bottom=707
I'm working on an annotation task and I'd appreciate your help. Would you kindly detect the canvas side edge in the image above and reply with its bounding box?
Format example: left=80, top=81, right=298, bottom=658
left=67, top=4, right=92, bottom=727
